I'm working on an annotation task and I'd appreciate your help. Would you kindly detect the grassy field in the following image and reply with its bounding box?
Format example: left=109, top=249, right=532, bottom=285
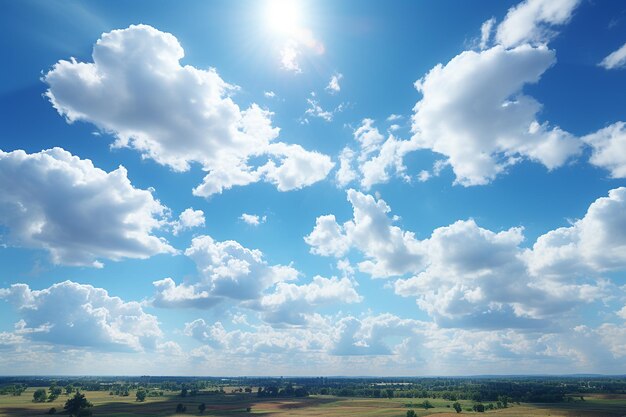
left=1, top=388, right=625, bottom=417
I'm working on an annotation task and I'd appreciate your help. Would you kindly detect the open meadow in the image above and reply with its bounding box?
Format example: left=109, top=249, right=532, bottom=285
left=1, top=389, right=625, bottom=417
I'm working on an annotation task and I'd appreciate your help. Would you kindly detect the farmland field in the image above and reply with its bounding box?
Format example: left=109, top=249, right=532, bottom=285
left=1, top=389, right=625, bottom=417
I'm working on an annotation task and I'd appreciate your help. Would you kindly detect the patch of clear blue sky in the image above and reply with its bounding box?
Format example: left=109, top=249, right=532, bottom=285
left=0, top=0, right=625, bottom=338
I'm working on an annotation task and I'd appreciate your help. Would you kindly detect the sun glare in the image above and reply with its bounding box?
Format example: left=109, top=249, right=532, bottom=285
left=265, top=0, right=302, bottom=36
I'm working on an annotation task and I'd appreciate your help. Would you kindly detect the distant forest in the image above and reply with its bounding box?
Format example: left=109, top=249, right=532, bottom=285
left=2, top=375, right=625, bottom=404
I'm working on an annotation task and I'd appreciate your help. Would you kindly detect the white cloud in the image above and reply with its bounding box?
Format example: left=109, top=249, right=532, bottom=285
left=153, top=235, right=298, bottom=308
left=257, top=276, right=362, bottom=325
left=259, top=143, right=334, bottom=191
left=305, top=190, right=425, bottom=278
left=154, top=235, right=362, bottom=326
left=0, top=281, right=162, bottom=351
left=264, top=91, right=276, bottom=98
left=335, top=147, right=358, bottom=187
left=525, top=187, right=626, bottom=277
left=281, top=42, right=302, bottom=73
left=304, top=97, right=334, bottom=122
left=240, top=213, right=266, bottom=226
left=599, top=42, right=626, bottom=70
left=411, top=44, right=581, bottom=186
left=305, top=214, right=352, bottom=257
left=583, top=122, right=626, bottom=178
left=307, top=189, right=618, bottom=328
left=335, top=119, right=419, bottom=189
left=495, top=0, right=581, bottom=48
left=44, top=25, right=332, bottom=197
left=480, top=17, right=496, bottom=49
left=172, top=208, right=205, bottom=235
left=325, top=73, right=343, bottom=94
left=0, top=148, right=175, bottom=267
left=331, top=314, right=425, bottom=356
left=185, top=319, right=327, bottom=354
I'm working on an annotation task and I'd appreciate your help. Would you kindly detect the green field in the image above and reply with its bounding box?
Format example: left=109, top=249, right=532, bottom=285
left=1, top=389, right=625, bottom=417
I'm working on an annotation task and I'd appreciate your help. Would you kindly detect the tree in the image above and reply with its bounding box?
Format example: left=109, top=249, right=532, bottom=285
left=64, top=390, right=93, bottom=417
left=65, top=385, right=74, bottom=395
left=33, top=389, right=48, bottom=403
left=453, top=402, right=462, bottom=413
left=406, top=410, right=417, bottom=417
left=175, top=403, right=186, bottom=413
left=181, top=387, right=188, bottom=397
left=198, top=402, right=206, bottom=414
left=47, top=407, right=57, bottom=415
left=48, top=386, right=62, bottom=401
left=136, top=389, right=147, bottom=402
left=473, top=403, right=485, bottom=413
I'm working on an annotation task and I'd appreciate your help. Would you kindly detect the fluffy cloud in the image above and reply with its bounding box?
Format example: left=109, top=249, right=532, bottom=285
left=495, top=0, right=581, bottom=48
left=411, top=44, right=581, bottom=186
left=281, top=42, right=302, bottom=73
left=393, top=219, right=607, bottom=328
left=184, top=313, right=421, bottom=357
left=583, top=122, right=626, bottom=178
left=153, top=235, right=298, bottom=308
left=334, top=119, right=418, bottom=189
left=44, top=25, right=332, bottom=197
left=599, top=42, right=626, bottom=70
left=305, top=190, right=425, bottom=278
left=332, top=314, right=425, bottom=356
left=307, top=189, right=619, bottom=328
left=525, top=187, right=626, bottom=277
left=326, top=73, right=343, bottom=94
left=480, top=17, right=496, bottom=49
left=153, top=235, right=361, bottom=323
left=240, top=213, right=266, bottom=226
left=0, top=281, right=162, bottom=351
left=260, top=143, right=334, bottom=191
left=184, top=319, right=327, bottom=354
left=257, top=276, right=362, bottom=324
left=172, top=208, right=205, bottom=235
left=0, top=148, right=174, bottom=267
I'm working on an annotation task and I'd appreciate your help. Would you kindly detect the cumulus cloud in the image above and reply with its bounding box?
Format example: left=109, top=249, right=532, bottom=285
left=325, top=73, right=343, bottom=94
left=240, top=213, right=266, bottom=226
left=583, top=122, right=626, bottom=178
left=480, top=17, right=496, bottom=49
left=44, top=25, right=332, bottom=197
left=411, top=44, right=581, bottom=186
left=305, top=190, right=425, bottom=278
left=334, top=119, right=419, bottom=189
left=525, top=187, right=626, bottom=277
left=332, top=314, right=426, bottom=356
left=281, top=42, right=302, bottom=73
left=495, top=0, right=581, bottom=48
left=599, top=42, right=626, bottom=70
left=257, top=276, right=362, bottom=325
left=0, top=148, right=174, bottom=267
left=153, top=235, right=298, bottom=308
left=0, top=281, right=162, bottom=351
left=153, top=235, right=361, bottom=323
left=172, top=208, right=205, bottom=235
left=307, top=189, right=619, bottom=328
left=184, top=319, right=327, bottom=353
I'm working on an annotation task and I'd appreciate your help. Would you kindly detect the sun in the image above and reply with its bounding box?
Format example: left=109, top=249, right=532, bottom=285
left=265, top=0, right=303, bottom=36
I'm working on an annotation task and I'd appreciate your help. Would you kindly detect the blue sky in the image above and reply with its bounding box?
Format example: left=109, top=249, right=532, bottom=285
left=1, top=0, right=625, bottom=376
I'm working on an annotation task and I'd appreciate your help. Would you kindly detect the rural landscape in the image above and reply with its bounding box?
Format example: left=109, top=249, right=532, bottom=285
left=1, top=376, right=626, bottom=416
left=2, top=0, right=626, bottom=416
